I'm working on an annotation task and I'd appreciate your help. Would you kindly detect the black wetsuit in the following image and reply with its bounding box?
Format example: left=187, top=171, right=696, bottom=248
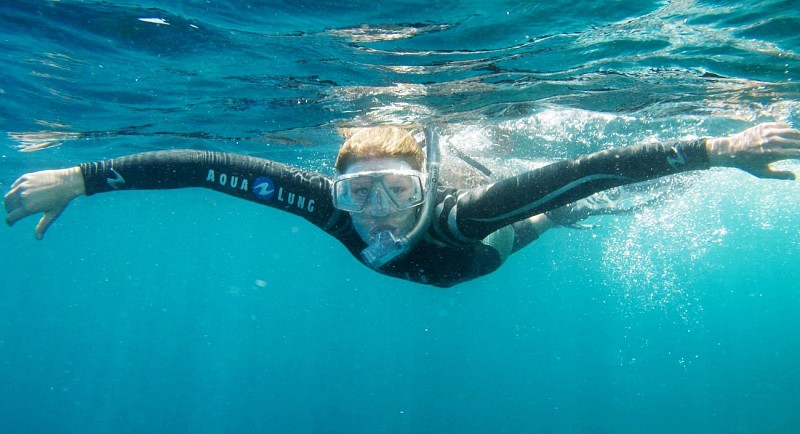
left=79, top=140, right=708, bottom=287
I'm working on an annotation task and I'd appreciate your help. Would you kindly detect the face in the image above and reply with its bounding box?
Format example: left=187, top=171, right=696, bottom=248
left=343, top=158, right=421, bottom=245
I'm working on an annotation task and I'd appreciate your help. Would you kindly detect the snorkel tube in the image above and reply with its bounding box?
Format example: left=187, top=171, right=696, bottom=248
left=361, top=126, right=442, bottom=269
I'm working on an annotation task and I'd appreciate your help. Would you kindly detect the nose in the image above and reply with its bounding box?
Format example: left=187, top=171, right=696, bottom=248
left=367, top=188, right=391, bottom=217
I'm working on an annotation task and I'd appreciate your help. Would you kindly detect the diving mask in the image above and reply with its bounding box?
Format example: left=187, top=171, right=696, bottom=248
left=332, top=169, right=425, bottom=214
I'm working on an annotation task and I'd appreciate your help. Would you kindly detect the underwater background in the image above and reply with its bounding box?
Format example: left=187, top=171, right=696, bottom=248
left=1, top=1, right=799, bottom=432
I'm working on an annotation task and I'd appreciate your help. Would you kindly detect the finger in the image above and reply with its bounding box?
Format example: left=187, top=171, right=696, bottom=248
left=5, top=207, right=31, bottom=227
left=749, top=167, right=796, bottom=180
left=768, top=129, right=800, bottom=142
left=4, top=195, right=20, bottom=217
left=9, top=176, right=26, bottom=190
left=764, top=170, right=796, bottom=180
left=756, top=122, right=796, bottom=138
left=763, top=147, right=800, bottom=157
left=762, top=121, right=791, bottom=129
left=4, top=185, right=22, bottom=205
left=35, top=208, right=64, bottom=240
left=4, top=188, right=25, bottom=226
left=768, top=136, right=800, bottom=147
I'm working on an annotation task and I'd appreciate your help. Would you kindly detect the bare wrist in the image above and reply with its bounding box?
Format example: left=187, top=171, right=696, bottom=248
left=705, top=137, right=733, bottom=167
left=64, top=166, right=87, bottom=198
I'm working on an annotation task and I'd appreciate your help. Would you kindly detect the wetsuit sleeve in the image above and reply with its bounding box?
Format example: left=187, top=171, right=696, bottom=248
left=79, top=150, right=345, bottom=231
left=440, top=139, right=709, bottom=241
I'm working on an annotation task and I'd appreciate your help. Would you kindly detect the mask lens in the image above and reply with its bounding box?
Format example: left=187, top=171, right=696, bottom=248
left=333, top=171, right=424, bottom=213
left=382, top=174, right=423, bottom=209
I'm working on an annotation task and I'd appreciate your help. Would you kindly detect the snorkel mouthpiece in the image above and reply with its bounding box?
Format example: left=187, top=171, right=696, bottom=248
left=360, top=126, right=442, bottom=270
left=361, top=230, right=407, bottom=268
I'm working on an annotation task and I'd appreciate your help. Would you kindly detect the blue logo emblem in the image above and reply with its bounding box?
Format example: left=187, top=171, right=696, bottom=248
left=106, top=168, right=126, bottom=189
left=253, top=176, right=275, bottom=200
left=667, top=146, right=687, bottom=169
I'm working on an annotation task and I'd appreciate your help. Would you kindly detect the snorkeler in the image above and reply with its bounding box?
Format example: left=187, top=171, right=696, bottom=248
left=5, top=122, right=800, bottom=287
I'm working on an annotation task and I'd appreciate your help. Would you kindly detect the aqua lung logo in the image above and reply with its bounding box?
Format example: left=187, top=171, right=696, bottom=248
left=253, top=176, right=275, bottom=200
left=276, top=188, right=315, bottom=213
left=252, top=176, right=315, bottom=213
left=667, top=146, right=687, bottom=169
left=106, top=168, right=126, bottom=189
left=206, top=169, right=249, bottom=191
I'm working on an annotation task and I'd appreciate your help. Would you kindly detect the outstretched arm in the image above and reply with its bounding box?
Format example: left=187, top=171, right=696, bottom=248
left=440, top=122, right=799, bottom=242
left=5, top=150, right=344, bottom=239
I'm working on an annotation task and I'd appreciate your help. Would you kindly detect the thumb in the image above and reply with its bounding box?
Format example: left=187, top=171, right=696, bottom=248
left=747, top=166, right=796, bottom=180
left=35, top=207, right=65, bottom=240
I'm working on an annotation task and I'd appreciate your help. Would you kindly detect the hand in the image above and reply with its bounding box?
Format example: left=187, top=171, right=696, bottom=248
left=4, top=167, right=86, bottom=239
left=706, top=122, right=800, bottom=180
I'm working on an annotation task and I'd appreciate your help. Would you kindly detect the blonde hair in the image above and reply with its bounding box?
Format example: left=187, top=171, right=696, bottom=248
left=335, top=126, right=424, bottom=173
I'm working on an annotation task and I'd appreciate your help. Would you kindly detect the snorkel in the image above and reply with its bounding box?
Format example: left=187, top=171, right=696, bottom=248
left=361, top=126, right=441, bottom=269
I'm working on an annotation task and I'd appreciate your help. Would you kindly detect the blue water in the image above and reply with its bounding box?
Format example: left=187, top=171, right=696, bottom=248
left=2, top=1, right=800, bottom=433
